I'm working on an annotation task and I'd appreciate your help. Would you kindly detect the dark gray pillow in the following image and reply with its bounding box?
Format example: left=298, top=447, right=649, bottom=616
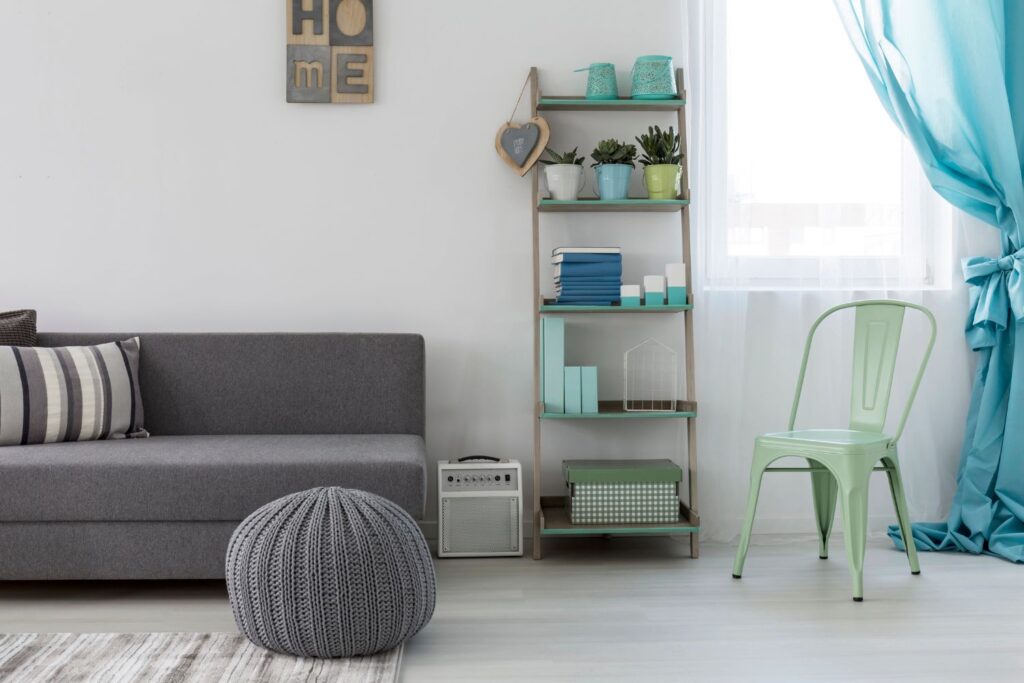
left=0, top=310, right=36, bottom=347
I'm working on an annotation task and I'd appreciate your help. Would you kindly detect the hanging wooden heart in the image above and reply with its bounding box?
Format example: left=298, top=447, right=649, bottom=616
left=495, top=116, right=550, bottom=176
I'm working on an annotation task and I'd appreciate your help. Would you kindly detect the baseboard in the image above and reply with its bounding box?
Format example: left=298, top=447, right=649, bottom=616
left=418, top=519, right=532, bottom=541
left=714, top=514, right=901, bottom=537
left=418, top=515, right=902, bottom=543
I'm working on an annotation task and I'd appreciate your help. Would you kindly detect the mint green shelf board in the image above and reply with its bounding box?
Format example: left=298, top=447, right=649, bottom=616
left=541, top=400, right=696, bottom=420
left=538, top=97, right=686, bottom=112
left=539, top=198, right=689, bottom=213
left=540, top=302, right=691, bottom=313
left=540, top=498, right=699, bottom=536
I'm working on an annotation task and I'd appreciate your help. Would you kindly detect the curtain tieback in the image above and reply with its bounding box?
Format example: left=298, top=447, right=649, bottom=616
left=962, top=248, right=1024, bottom=349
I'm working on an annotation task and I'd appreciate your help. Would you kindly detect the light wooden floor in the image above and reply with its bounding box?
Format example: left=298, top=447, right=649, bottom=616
left=1, top=536, right=1021, bottom=682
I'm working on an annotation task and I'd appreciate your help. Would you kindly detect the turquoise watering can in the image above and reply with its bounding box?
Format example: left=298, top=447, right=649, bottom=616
left=631, top=55, right=676, bottom=99
left=575, top=63, right=618, bottom=100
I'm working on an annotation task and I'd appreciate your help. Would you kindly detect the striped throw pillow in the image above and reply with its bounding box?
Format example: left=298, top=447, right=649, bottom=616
left=0, top=338, right=148, bottom=446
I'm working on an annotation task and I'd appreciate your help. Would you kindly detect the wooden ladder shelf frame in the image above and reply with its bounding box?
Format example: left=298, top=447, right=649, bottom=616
left=529, top=66, right=700, bottom=559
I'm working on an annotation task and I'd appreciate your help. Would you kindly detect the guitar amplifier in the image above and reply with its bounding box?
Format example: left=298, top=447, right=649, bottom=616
left=438, top=457, right=523, bottom=558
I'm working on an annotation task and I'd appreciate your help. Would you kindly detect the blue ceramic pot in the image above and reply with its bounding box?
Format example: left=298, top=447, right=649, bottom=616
left=595, top=164, right=632, bottom=200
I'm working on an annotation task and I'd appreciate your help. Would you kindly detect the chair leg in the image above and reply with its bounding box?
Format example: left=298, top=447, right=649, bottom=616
left=732, top=453, right=767, bottom=579
left=837, top=467, right=872, bottom=602
left=884, top=456, right=920, bottom=575
left=809, top=460, right=838, bottom=559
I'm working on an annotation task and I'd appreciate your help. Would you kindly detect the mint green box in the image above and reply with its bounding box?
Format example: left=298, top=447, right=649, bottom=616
left=667, top=286, right=688, bottom=306
left=645, top=292, right=665, bottom=306
left=542, top=317, right=565, bottom=413
left=621, top=296, right=641, bottom=307
left=564, top=366, right=582, bottom=414
left=581, top=366, right=598, bottom=413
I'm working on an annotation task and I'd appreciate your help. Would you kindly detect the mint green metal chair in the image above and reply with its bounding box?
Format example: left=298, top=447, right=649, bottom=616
left=732, top=300, right=936, bottom=601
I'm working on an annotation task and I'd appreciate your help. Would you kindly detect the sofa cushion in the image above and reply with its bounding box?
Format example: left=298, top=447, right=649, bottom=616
left=0, top=434, right=427, bottom=521
left=0, top=338, right=146, bottom=446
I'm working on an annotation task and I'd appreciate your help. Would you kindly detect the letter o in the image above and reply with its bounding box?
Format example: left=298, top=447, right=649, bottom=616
left=337, top=0, right=367, bottom=37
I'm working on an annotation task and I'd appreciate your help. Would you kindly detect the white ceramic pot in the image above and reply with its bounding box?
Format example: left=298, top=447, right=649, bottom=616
left=544, top=164, right=585, bottom=201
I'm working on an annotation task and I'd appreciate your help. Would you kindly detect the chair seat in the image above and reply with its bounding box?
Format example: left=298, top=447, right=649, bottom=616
left=756, top=429, right=893, bottom=456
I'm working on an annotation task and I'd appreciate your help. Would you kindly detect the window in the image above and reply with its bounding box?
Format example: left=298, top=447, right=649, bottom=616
left=699, top=0, right=952, bottom=290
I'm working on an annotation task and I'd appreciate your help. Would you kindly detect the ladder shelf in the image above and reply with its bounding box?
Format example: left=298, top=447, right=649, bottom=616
left=529, top=66, right=699, bottom=559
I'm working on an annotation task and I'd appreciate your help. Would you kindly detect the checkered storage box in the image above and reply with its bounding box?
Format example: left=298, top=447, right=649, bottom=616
left=571, top=482, right=679, bottom=524
left=564, top=459, right=682, bottom=525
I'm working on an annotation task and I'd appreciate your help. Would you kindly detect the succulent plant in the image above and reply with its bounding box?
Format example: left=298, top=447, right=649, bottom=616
left=635, top=125, right=682, bottom=166
left=590, top=139, right=637, bottom=168
left=540, top=146, right=585, bottom=165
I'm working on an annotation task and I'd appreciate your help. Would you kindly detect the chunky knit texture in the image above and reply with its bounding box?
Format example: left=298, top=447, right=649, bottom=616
left=0, top=310, right=36, bottom=347
left=226, top=487, right=436, bottom=658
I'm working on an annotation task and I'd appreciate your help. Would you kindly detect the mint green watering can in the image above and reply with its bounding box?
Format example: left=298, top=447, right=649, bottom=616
left=631, top=55, right=677, bottom=100
left=575, top=63, right=618, bottom=100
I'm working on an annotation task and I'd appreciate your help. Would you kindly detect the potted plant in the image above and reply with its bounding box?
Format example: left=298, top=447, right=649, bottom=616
left=540, top=147, right=586, bottom=200
left=636, top=125, right=682, bottom=199
left=590, top=139, right=637, bottom=200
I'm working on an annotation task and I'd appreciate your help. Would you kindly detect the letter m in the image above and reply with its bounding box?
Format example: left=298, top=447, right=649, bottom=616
left=294, top=60, right=324, bottom=89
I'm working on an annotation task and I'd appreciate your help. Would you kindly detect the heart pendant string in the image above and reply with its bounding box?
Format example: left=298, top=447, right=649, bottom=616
left=507, top=73, right=532, bottom=124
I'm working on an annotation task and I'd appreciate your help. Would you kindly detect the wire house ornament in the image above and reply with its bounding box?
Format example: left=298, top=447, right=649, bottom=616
left=623, top=338, right=678, bottom=412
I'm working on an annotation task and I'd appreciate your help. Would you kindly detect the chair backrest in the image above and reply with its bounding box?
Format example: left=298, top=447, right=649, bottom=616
left=787, top=300, right=936, bottom=442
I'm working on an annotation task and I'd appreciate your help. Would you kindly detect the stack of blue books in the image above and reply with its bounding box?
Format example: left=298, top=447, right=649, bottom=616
left=552, top=247, right=622, bottom=305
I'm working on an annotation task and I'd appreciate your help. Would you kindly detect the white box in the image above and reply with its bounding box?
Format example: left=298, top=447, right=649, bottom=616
left=643, top=275, right=666, bottom=293
left=621, top=284, right=641, bottom=298
left=665, top=263, right=687, bottom=287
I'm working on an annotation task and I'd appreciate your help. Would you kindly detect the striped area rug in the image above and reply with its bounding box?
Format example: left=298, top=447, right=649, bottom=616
left=0, top=633, right=402, bottom=682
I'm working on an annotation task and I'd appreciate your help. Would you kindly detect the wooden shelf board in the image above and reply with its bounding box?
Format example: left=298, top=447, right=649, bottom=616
left=540, top=496, right=700, bottom=536
left=538, top=97, right=686, bottom=112
left=539, top=198, right=689, bottom=213
left=540, top=300, right=691, bottom=313
left=541, top=400, right=696, bottom=420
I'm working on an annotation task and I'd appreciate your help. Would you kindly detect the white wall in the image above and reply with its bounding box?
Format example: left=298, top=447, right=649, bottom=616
left=0, top=0, right=985, bottom=541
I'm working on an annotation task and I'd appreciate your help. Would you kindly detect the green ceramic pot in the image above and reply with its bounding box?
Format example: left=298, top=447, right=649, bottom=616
left=643, top=164, right=681, bottom=199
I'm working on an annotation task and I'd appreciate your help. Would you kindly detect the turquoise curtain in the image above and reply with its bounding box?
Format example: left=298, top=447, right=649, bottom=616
left=835, top=0, right=1024, bottom=562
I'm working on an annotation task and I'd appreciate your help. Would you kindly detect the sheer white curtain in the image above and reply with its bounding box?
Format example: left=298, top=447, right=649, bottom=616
left=700, top=0, right=952, bottom=291
left=683, top=0, right=989, bottom=542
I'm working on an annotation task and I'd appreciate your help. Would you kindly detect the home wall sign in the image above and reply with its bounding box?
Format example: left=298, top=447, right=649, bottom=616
left=286, top=0, right=374, bottom=104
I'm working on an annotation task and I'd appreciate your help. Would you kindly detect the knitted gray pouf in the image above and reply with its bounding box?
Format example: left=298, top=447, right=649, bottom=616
left=226, top=487, right=436, bottom=658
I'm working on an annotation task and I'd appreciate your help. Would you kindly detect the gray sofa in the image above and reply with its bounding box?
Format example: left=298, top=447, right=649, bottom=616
left=0, top=333, right=426, bottom=580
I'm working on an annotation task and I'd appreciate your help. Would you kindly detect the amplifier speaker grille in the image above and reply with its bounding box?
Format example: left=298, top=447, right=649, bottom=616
left=441, top=496, right=520, bottom=554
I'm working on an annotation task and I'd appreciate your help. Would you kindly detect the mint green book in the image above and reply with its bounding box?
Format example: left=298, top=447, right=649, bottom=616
left=581, top=366, right=598, bottom=413
left=564, top=366, right=582, bottom=414
left=542, top=317, right=565, bottom=413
